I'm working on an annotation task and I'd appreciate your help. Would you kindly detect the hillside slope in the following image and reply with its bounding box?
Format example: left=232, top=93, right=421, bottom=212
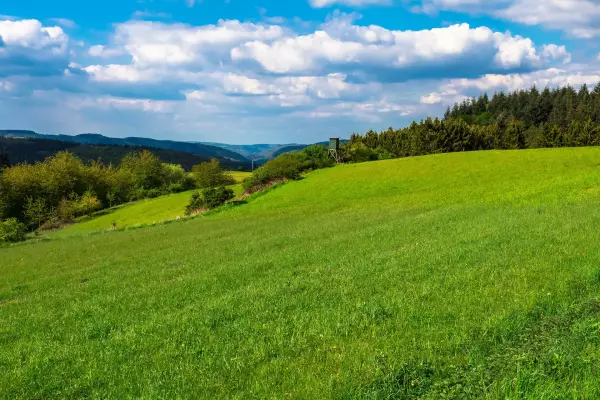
left=49, top=172, right=250, bottom=235
left=3, top=149, right=600, bottom=398
left=0, top=137, right=249, bottom=170
left=0, top=130, right=250, bottom=164
left=200, top=142, right=296, bottom=161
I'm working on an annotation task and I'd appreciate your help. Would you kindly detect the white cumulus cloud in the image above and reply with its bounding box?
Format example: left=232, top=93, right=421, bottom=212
left=231, top=21, right=567, bottom=78
left=412, top=0, right=600, bottom=38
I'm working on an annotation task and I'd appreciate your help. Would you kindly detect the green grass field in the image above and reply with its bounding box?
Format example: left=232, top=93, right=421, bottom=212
left=229, top=170, right=251, bottom=183
left=51, top=175, right=248, bottom=236
left=3, top=149, right=600, bottom=398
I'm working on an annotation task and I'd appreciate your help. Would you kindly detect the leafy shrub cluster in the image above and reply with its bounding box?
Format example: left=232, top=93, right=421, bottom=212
left=191, top=158, right=236, bottom=188
left=185, top=186, right=234, bottom=215
left=0, top=150, right=195, bottom=230
left=341, top=143, right=393, bottom=163
left=243, top=144, right=335, bottom=192
left=0, top=218, right=26, bottom=243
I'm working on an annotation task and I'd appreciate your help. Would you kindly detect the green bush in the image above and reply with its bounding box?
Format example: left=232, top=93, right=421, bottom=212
left=243, top=145, right=338, bottom=193
left=145, top=188, right=163, bottom=199
left=343, top=142, right=379, bottom=163
left=202, top=186, right=235, bottom=209
left=185, top=192, right=203, bottom=216
left=0, top=218, right=27, bottom=243
left=297, top=144, right=335, bottom=170
left=168, top=183, right=184, bottom=193
left=0, top=150, right=193, bottom=227
left=24, top=197, right=49, bottom=229
left=185, top=186, right=234, bottom=215
left=58, top=192, right=102, bottom=221
left=374, top=146, right=394, bottom=160
left=192, top=159, right=235, bottom=189
left=243, top=153, right=302, bottom=191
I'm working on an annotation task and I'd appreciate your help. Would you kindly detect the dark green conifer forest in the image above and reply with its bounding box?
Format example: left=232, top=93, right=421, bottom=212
left=349, top=83, right=600, bottom=156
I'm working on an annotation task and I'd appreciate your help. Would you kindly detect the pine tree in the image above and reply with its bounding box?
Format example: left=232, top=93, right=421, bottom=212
left=504, top=121, right=525, bottom=149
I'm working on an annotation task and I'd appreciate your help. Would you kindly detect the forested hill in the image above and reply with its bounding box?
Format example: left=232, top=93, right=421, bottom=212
left=0, top=137, right=250, bottom=171
left=445, top=84, right=600, bottom=128
left=347, top=83, right=600, bottom=159
left=0, top=130, right=249, bottom=163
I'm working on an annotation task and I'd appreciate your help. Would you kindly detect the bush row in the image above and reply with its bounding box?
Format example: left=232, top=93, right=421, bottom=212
left=242, top=144, right=335, bottom=192
left=0, top=151, right=236, bottom=237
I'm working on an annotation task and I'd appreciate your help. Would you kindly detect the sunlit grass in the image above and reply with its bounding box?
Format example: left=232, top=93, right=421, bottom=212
left=228, top=170, right=252, bottom=183
left=51, top=184, right=245, bottom=236
left=3, top=148, right=600, bottom=398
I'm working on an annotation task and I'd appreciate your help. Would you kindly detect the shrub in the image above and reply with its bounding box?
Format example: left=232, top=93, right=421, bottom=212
left=185, top=186, right=234, bottom=215
left=57, top=198, right=76, bottom=221
left=192, top=159, right=235, bottom=189
left=202, top=186, right=235, bottom=209
left=24, top=197, right=49, bottom=229
left=343, top=142, right=379, bottom=163
left=39, top=209, right=62, bottom=231
left=0, top=218, right=27, bottom=243
left=185, top=191, right=203, bottom=216
left=242, top=166, right=273, bottom=192
left=76, top=192, right=102, bottom=217
left=120, top=150, right=167, bottom=191
left=374, top=146, right=394, bottom=160
left=168, top=183, right=185, bottom=193
left=163, top=163, right=187, bottom=185
left=242, top=145, right=340, bottom=193
left=145, top=188, right=163, bottom=199
left=0, top=149, right=193, bottom=226
left=243, top=153, right=302, bottom=191
left=297, top=144, right=335, bottom=170
left=58, top=192, right=102, bottom=221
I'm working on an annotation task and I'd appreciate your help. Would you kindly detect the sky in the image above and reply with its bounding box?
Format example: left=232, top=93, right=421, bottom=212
left=1, top=0, right=600, bottom=144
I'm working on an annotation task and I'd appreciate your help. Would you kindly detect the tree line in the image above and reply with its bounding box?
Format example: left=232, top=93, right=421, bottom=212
left=0, top=137, right=248, bottom=171
left=346, top=84, right=600, bottom=159
left=446, top=84, right=600, bottom=129
left=0, top=150, right=200, bottom=235
left=5, top=83, right=600, bottom=241
left=239, top=83, right=600, bottom=194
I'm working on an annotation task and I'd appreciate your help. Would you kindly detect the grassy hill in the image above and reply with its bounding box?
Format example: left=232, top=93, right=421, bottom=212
left=50, top=172, right=251, bottom=236
left=3, top=148, right=600, bottom=398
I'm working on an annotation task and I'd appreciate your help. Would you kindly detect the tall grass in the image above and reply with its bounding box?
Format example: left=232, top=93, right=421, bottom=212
left=3, top=148, right=600, bottom=398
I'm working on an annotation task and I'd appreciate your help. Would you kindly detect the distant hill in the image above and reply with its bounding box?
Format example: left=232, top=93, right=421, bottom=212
left=0, top=136, right=250, bottom=171
left=0, top=130, right=345, bottom=167
left=0, top=130, right=250, bottom=164
left=271, top=145, right=310, bottom=158
left=202, top=140, right=352, bottom=160
left=199, top=142, right=301, bottom=161
left=270, top=140, right=350, bottom=158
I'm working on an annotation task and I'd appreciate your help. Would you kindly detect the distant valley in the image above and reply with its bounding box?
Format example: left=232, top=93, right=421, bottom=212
left=0, top=130, right=346, bottom=172
left=0, top=130, right=317, bottom=170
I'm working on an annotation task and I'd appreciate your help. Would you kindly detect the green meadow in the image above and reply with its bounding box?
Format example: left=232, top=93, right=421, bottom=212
left=50, top=172, right=250, bottom=236
left=3, top=149, right=600, bottom=398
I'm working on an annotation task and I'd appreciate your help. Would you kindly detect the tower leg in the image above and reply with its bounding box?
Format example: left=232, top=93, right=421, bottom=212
left=329, top=149, right=342, bottom=164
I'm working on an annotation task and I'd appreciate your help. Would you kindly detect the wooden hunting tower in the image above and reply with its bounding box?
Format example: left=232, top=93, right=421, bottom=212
left=329, top=137, right=340, bottom=151
left=328, top=137, right=342, bottom=163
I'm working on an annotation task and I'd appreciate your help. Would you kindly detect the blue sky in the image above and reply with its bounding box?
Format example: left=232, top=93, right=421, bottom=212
left=1, top=0, right=600, bottom=144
